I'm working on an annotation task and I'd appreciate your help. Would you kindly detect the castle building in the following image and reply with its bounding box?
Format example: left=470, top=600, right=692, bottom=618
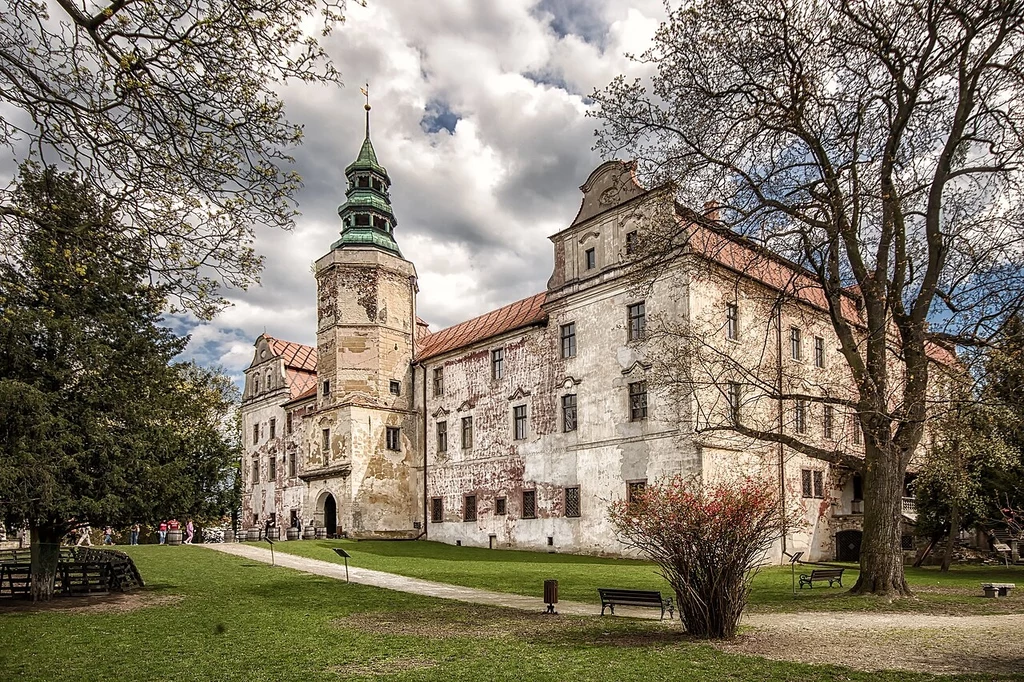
left=241, top=110, right=943, bottom=561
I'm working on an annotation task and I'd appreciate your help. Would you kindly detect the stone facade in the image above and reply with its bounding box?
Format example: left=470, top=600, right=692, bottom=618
left=241, top=140, right=939, bottom=561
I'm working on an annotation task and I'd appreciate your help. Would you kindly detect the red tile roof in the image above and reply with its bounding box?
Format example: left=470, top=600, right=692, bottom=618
left=265, top=336, right=317, bottom=372
left=416, top=292, right=548, bottom=362
left=286, top=369, right=317, bottom=399
left=283, top=383, right=317, bottom=405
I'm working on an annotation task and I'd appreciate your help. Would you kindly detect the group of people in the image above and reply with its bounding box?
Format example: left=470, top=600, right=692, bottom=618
left=156, top=518, right=195, bottom=544
left=70, top=519, right=195, bottom=546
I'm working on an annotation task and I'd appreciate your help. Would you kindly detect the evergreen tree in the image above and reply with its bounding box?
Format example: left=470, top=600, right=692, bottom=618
left=0, top=165, right=237, bottom=600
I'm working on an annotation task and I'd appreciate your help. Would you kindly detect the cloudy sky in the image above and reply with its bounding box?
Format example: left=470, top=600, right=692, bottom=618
left=185, top=0, right=665, bottom=376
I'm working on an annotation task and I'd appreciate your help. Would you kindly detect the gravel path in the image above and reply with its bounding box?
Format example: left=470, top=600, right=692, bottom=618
left=204, top=543, right=1024, bottom=675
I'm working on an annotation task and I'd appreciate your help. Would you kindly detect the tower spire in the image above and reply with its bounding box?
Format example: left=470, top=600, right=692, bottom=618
left=361, top=83, right=371, bottom=138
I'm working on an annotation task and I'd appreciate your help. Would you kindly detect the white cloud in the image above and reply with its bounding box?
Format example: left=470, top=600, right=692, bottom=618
left=184, top=0, right=668, bottom=380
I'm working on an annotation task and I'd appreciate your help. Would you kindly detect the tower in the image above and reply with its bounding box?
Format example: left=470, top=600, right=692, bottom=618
left=307, top=94, right=421, bottom=537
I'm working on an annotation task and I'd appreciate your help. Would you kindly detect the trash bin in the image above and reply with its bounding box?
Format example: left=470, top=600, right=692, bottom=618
left=544, top=579, right=558, bottom=614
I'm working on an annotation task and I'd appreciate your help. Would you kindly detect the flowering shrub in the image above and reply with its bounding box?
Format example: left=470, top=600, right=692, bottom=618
left=609, top=474, right=786, bottom=639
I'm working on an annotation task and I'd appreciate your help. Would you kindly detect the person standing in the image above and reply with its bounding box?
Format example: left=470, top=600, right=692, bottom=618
left=103, top=526, right=115, bottom=545
left=184, top=519, right=195, bottom=545
left=76, top=525, right=92, bottom=547
left=130, top=523, right=140, bottom=546
left=158, top=520, right=168, bottom=545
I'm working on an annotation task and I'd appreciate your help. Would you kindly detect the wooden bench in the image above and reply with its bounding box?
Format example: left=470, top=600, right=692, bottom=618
left=982, top=582, right=1015, bottom=598
left=799, top=568, right=845, bottom=588
left=598, top=588, right=674, bottom=620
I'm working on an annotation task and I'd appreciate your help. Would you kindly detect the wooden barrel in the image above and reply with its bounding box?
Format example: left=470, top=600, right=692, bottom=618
left=286, top=527, right=299, bottom=541
left=166, top=529, right=183, bottom=546
left=246, top=528, right=260, bottom=542
left=267, top=527, right=280, bottom=541
left=302, top=527, right=315, bottom=540
left=223, top=529, right=234, bottom=543
left=315, top=527, right=327, bottom=540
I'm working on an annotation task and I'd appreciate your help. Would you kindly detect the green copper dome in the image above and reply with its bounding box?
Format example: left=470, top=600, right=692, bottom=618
left=336, top=104, right=401, bottom=256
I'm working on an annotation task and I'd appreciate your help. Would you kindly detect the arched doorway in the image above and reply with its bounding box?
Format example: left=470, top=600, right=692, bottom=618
left=836, top=529, right=862, bottom=562
left=323, top=494, right=337, bottom=537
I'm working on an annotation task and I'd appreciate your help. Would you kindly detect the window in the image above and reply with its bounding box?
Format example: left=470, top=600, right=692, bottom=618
left=269, top=418, right=276, bottom=440
left=251, top=460, right=259, bottom=485
left=522, top=490, right=537, bottom=519
left=629, top=381, right=648, bottom=421
left=727, top=382, right=741, bottom=424
left=254, top=376, right=260, bottom=394
left=252, top=423, right=259, bottom=445
left=357, top=175, right=370, bottom=188
left=562, top=394, right=578, bottom=432
left=625, top=230, right=638, bottom=255
left=564, top=486, right=581, bottom=518
left=286, top=412, right=293, bottom=435
left=433, top=367, right=444, bottom=396
left=627, top=480, right=647, bottom=505
left=389, top=380, right=401, bottom=396
left=492, top=348, right=505, bottom=379
left=269, top=455, right=276, bottom=482
left=790, top=327, right=802, bottom=361
left=386, top=426, right=401, bottom=451
left=323, top=379, right=331, bottom=396
left=794, top=400, right=807, bottom=434
left=436, top=421, right=448, bottom=453
left=495, top=497, right=507, bottom=515
left=513, top=405, right=527, bottom=440
left=461, top=416, right=473, bottom=449
left=852, top=417, right=861, bottom=445
left=463, top=495, right=477, bottom=522
left=823, top=405, right=834, bottom=439
left=628, top=302, right=646, bottom=341
left=585, top=247, right=596, bottom=270
left=321, top=428, right=330, bottom=451
left=288, top=451, right=296, bottom=477
left=726, top=302, right=739, bottom=340
left=814, top=337, right=825, bottom=368
left=801, top=469, right=825, bottom=498
left=560, top=322, right=576, bottom=359
left=354, top=213, right=370, bottom=226
left=431, top=497, right=443, bottom=523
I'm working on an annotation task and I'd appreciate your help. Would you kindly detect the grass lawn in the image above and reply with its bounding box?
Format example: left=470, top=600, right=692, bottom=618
left=0, top=546, right=1016, bottom=681
left=271, top=538, right=1024, bottom=614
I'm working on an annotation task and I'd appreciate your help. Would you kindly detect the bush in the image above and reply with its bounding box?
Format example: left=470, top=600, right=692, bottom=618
left=609, top=475, right=786, bottom=639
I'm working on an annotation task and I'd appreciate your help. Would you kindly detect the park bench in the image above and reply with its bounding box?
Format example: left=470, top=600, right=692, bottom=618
left=982, top=582, right=1015, bottom=598
left=798, top=568, right=845, bottom=588
left=597, top=588, right=674, bottom=620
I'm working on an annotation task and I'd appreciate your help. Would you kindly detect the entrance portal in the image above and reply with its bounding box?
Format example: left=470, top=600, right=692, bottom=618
left=836, top=529, right=862, bottom=562
left=323, top=494, right=337, bottom=537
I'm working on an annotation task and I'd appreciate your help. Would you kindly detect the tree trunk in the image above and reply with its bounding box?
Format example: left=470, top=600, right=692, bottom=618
left=850, top=448, right=911, bottom=596
left=30, top=523, right=63, bottom=602
left=941, top=503, right=959, bottom=572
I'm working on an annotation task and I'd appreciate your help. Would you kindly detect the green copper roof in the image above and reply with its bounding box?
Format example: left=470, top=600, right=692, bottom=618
left=333, top=104, right=401, bottom=257
left=331, top=227, right=401, bottom=256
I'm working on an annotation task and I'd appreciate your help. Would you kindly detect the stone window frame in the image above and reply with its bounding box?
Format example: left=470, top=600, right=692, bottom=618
left=252, top=422, right=259, bottom=445
left=627, top=301, right=646, bottom=341
left=564, top=486, right=581, bottom=518
left=287, top=450, right=297, bottom=478
left=823, top=404, right=834, bottom=440
left=560, top=322, right=577, bottom=359
left=794, top=400, right=807, bottom=434
left=433, top=367, right=444, bottom=397
left=625, top=230, right=638, bottom=255
left=389, top=380, right=401, bottom=396
left=790, top=327, right=802, bottom=361
left=726, top=302, right=739, bottom=341
left=269, top=455, right=276, bottom=482
left=585, top=247, right=596, bottom=270
left=494, top=496, right=507, bottom=515
left=269, top=418, right=276, bottom=440
left=251, top=458, right=259, bottom=486
left=461, top=416, right=474, bottom=449
left=463, top=494, right=477, bottom=522
left=512, top=404, right=528, bottom=441
left=436, top=420, right=448, bottom=453
left=321, top=428, right=330, bottom=452
left=431, top=497, right=443, bottom=523
left=386, top=426, right=401, bottom=452
left=626, top=479, right=647, bottom=506
left=492, top=347, right=505, bottom=380
left=562, top=393, right=578, bottom=432
left=521, top=489, right=537, bottom=519
left=323, top=379, right=331, bottom=396
left=628, top=381, right=648, bottom=421
left=286, top=411, right=293, bottom=436
left=801, top=468, right=825, bottom=499
left=727, top=382, right=741, bottom=424
left=814, top=336, right=825, bottom=368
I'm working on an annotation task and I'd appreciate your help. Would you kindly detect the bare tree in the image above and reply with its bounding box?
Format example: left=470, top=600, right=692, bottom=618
left=0, top=0, right=355, bottom=318
left=594, top=0, right=1024, bottom=596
